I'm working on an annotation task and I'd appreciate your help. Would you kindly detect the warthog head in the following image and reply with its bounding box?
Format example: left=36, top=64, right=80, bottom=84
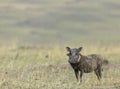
left=66, top=47, right=82, bottom=63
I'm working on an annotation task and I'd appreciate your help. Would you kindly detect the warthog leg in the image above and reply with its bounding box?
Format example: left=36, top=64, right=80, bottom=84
left=74, top=69, right=79, bottom=82
left=80, top=71, right=83, bottom=83
left=94, top=70, right=101, bottom=80
left=98, top=67, right=102, bottom=79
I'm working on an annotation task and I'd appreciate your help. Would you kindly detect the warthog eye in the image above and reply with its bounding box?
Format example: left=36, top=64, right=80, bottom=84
left=75, top=53, right=79, bottom=56
left=67, top=53, right=71, bottom=56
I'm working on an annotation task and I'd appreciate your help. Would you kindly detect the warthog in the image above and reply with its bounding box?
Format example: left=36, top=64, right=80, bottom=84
left=66, top=47, right=108, bottom=83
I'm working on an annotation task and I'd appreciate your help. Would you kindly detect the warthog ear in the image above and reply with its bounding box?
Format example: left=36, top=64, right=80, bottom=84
left=78, top=47, right=83, bottom=52
left=66, top=47, right=71, bottom=52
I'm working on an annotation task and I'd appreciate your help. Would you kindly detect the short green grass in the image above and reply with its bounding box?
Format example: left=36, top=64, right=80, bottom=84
left=0, top=45, right=119, bottom=89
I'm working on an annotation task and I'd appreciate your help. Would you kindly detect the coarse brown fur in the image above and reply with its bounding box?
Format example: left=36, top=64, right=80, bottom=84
left=66, top=47, right=108, bottom=83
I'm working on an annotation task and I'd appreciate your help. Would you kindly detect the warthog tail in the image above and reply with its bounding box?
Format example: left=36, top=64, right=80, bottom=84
left=103, top=59, right=109, bottom=65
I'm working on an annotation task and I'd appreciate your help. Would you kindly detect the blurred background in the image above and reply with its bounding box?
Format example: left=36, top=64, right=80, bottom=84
left=0, top=0, right=120, bottom=47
